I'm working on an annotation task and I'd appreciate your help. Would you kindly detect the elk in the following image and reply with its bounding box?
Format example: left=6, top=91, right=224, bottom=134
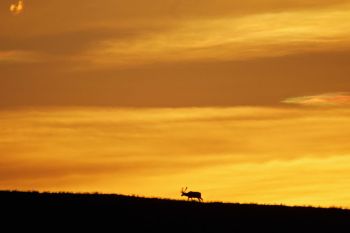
left=181, top=187, right=203, bottom=202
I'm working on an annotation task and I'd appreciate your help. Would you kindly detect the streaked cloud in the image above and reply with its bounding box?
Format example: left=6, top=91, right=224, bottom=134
left=1, top=107, right=350, bottom=207
left=0, top=50, right=46, bottom=63
left=4, top=1, right=350, bottom=67
left=10, top=0, right=24, bottom=15
left=81, top=3, right=350, bottom=68
left=283, top=93, right=350, bottom=106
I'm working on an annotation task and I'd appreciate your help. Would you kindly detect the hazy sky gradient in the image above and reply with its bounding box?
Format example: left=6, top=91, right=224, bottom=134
left=1, top=0, right=350, bottom=207
left=1, top=0, right=350, bottom=107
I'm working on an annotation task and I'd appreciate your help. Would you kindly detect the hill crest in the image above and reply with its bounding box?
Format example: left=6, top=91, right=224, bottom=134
left=1, top=190, right=350, bottom=232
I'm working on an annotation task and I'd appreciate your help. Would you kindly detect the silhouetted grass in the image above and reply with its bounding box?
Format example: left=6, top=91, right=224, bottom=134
left=1, top=190, right=350, bottom=232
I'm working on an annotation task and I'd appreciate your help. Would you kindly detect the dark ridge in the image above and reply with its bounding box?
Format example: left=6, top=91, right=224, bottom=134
left=1, top=190, right=350, bottom=232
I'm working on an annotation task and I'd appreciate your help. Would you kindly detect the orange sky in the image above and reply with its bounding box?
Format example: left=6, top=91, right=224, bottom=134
left=1, top=0, right=350, bottom=207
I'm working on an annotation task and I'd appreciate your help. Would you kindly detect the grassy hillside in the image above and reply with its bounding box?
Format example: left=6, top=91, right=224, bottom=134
left=1, top=190, right=350, bottom=232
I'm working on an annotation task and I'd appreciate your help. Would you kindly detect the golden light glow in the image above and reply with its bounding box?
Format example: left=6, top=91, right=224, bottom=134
left=1, top=107, right=350, bottom=207
left=10, top=1, right=24, bottom=15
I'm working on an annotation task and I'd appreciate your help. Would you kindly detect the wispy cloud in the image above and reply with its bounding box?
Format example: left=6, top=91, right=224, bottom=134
left=283, top=92, right=350, bottom=106
left=4, top=1, right=350, bottom=69
left=10, top=0, right=24, bottom=15
left=0, top=50, right=45, bottom=63
left=81, top=3, right=350, bottom=68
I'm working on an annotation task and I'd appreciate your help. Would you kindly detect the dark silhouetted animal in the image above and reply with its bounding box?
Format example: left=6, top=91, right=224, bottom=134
left=181, top=187, right=203, bottom=202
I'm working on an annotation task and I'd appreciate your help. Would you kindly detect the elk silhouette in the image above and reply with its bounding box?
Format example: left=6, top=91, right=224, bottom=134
left=181, top=187, right=203, bottom=202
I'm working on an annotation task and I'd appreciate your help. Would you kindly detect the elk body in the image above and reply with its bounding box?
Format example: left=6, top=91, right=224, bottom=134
left=181, top=187, right=203, bottom=202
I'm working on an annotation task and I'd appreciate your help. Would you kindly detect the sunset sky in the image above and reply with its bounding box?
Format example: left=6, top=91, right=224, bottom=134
left=1, top=0, right=350, bottom=207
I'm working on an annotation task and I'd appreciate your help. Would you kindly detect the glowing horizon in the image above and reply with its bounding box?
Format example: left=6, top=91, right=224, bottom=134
left=1, top=106, right=350, bottom=207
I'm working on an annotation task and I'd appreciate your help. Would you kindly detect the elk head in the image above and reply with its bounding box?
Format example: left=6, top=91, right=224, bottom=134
left=181, top=187, right=188, bottom=196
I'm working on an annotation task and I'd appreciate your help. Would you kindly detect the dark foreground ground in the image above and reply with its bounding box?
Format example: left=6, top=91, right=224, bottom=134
left=1, top=190, right=350, bottom=232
